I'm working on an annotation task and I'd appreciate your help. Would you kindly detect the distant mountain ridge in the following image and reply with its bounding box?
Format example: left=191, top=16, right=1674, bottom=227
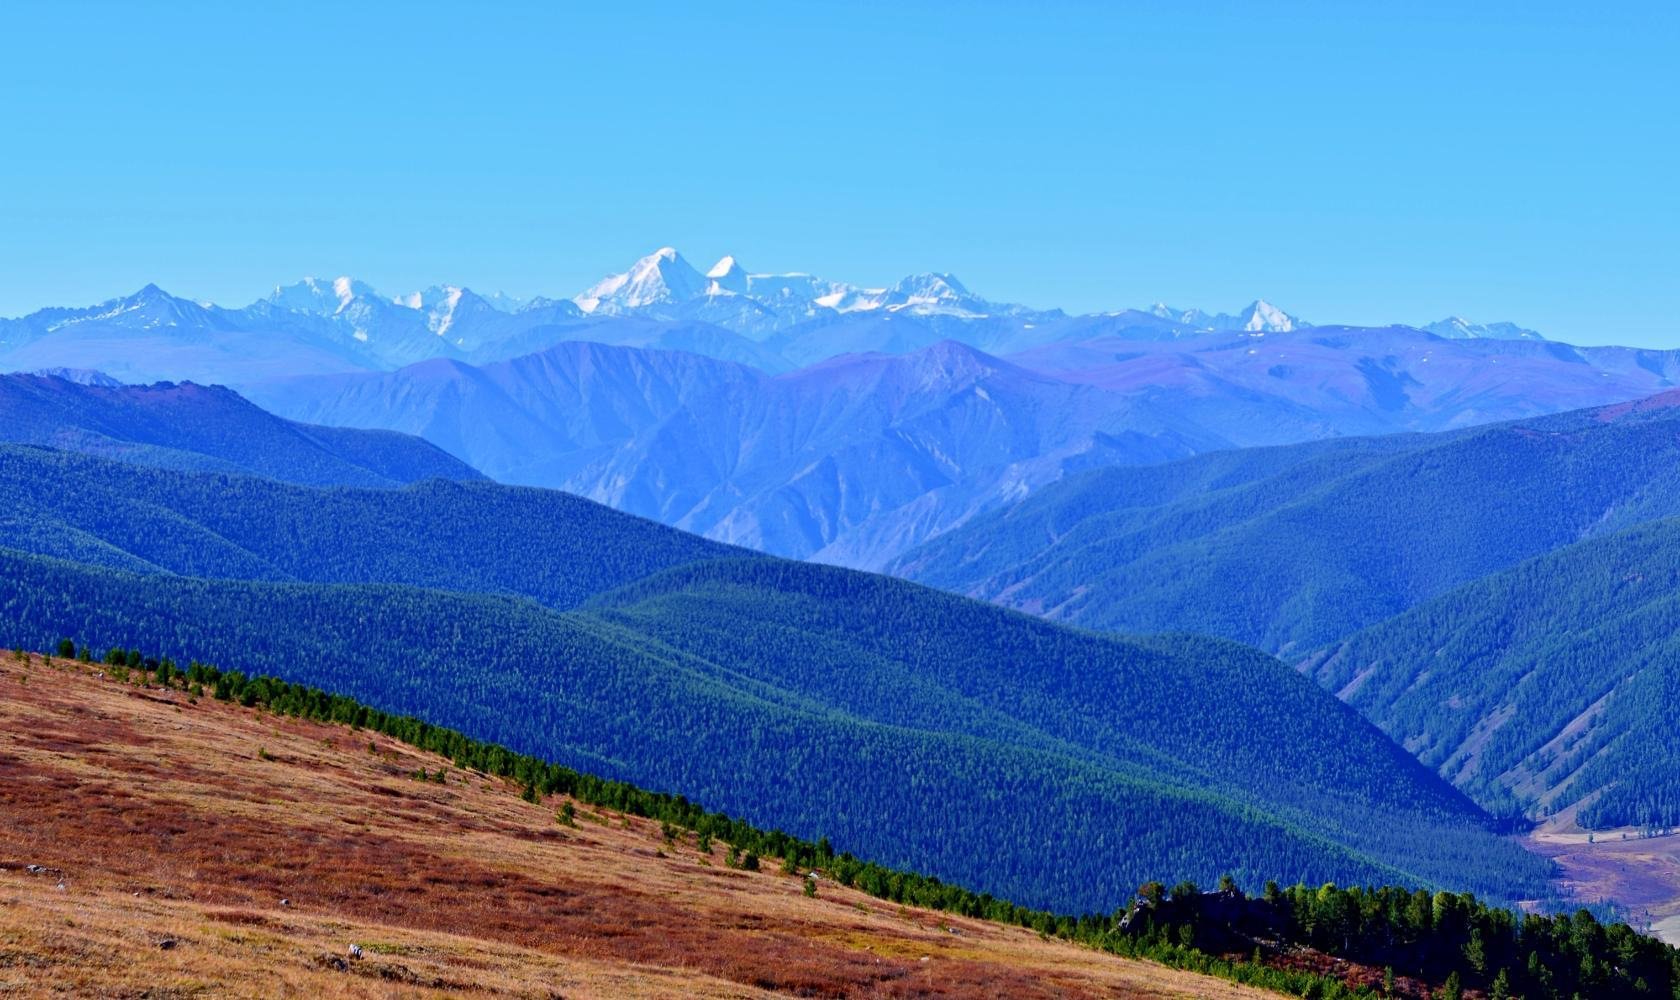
left=249, top=328, right=1680, bottom=567
left=0, top=247, right=1560, bottom=386
left=0, top=371, right=481, bottom=488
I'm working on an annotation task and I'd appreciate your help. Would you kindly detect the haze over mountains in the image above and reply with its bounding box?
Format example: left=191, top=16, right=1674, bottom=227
left=246, top=329, right=1680, bottom=566
left=5, top=248, right=1675, bottom=569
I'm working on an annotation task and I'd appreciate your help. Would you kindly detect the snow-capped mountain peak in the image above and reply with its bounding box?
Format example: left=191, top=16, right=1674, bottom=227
left=1424, top=316, right=1545, bottom=341
left=1239, top=299, right=1298, bottom=333
left=421, top=285, right=464, bottom=335
left=28, top=367, right=125, bottom=387
left=269, top=276, right=380, bottom=317
left=706, top=255, right=750, bottom=295
left=707, top=255, right=743, bottom=279
left=880, top=273, right=988, bottom=317
left=575, top=247, right=709, bottom=314
left=1146, top=299, right=1304, bottom=333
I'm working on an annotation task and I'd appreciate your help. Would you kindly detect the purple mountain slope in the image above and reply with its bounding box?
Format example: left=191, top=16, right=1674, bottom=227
left=1007, top=326, right=1680, bottom=443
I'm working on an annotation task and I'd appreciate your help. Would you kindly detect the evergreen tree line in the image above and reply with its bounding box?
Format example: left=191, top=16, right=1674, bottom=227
left=1140, top=879, right=1679, bottom=998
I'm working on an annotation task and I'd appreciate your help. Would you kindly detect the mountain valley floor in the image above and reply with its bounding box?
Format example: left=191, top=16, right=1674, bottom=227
left=1526, top=820, right=1680, bottom=947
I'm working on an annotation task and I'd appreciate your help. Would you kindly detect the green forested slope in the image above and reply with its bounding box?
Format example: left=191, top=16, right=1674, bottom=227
left=0, top=444, right=1552, bottom=908
left=0, top=445, right=736, bottom=608
left=1302, top=517, right=1680, bottom=829
left=893, top=396, right=1680, bottom=654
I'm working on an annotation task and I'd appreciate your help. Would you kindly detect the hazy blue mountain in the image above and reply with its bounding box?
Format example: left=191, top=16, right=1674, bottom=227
left=0, top=444, right=1551, bottom=909
left=250, top=324, right=1680, bottom=568
left=0, top=252, right=1601, bottom=394
left=249, top=339, right=1224, bottom=566
left=892, top=391, right=1680, bottom=655
left=1005, top=325, right=1680, bottom=443
left=0, top=285, right=377, bottom=384
left=1423, top=316, right=1545, bottom=341
left=0, top=372, right=480, bottom=487
left=0, top=273, right=790, bottom=381
left=247, top=341, right=767, bottom=486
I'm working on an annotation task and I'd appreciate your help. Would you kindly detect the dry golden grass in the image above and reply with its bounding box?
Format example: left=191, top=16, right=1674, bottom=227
left=0, top=654, right=1280, bottom=998
left=1527, top=815, right=1680, bottom=946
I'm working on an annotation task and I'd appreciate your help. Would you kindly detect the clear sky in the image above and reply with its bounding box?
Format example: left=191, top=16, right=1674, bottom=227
left=2, top=1, right=1675, bottom=345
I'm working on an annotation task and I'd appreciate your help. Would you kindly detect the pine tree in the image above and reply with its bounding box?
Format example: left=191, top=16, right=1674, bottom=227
left=1490, top=968, right=1511, bottom=1000
left=1439, top=970, right=1462, bottom=1000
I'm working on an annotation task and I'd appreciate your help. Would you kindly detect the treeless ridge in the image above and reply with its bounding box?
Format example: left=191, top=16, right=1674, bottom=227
left=0, top=655, right=1279, bottom=998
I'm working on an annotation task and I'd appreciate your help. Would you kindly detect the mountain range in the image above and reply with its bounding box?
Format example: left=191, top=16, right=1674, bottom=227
left=0, top=247, right=1554, bottom=386
left=243, top=326, right=1680, bottom=568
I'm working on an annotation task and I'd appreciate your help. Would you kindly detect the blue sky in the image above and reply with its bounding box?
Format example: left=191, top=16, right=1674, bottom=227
left=2, top=1, right=1675, bottom=345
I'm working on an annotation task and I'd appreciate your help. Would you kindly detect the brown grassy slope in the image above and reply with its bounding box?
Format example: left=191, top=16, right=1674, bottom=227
left=0, top=655, right=1279, bottom=999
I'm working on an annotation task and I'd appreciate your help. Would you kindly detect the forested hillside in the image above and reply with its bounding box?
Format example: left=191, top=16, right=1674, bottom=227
left=0, top=445, right=1551, bottom=912
left=0, top=372, right=480, bottom=487
left=894, top=393, right=1680, bottom=655
left=0, top=445, right=732, bottom=601
left=1303, top=517, right=1680, bottom=829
